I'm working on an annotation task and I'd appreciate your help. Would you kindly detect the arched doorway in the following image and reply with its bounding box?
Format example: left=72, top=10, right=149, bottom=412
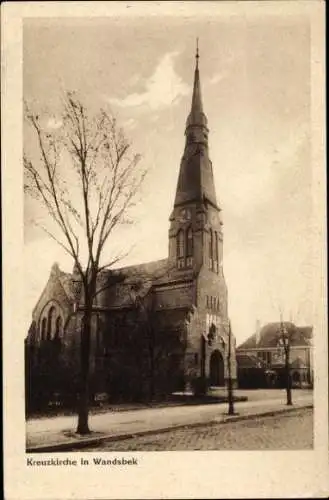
left=209, top=350, right=225, bottom=386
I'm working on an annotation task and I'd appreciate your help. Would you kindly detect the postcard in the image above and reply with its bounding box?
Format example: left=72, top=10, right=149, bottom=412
left=2, top=1, right=327, bottom=498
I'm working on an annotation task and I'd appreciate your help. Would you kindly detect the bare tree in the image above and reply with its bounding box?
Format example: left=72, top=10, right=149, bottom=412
left=24, top=91, right=146, bottom=434
left=277, top=318, right=294, bottom=406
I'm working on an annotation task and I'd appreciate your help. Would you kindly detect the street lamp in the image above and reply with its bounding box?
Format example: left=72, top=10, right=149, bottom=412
left=227, top=320, right=236, bottom=415
left=277, top=321, right=293, bottom=406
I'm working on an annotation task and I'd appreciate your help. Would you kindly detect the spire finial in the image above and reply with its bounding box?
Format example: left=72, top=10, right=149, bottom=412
left=196, top=38, right=199, bottom=68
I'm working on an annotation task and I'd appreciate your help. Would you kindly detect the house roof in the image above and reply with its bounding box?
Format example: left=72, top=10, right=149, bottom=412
left=290, top=356, right=308, bottom=369
left=237, top=322, right=313, bottom=350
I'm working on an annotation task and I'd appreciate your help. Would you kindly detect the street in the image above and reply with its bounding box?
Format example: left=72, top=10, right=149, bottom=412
left=83, top=408, right=313, bottom=451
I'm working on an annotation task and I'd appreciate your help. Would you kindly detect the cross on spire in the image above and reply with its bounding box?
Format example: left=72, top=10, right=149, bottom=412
left=196, top=38, right=199, bottom=68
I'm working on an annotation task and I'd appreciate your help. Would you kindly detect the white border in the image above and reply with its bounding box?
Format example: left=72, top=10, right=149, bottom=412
left=2, top=2, right=328, bottom=499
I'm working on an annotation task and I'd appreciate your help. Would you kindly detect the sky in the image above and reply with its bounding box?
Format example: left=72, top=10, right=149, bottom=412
left=23, top=10, right=314, bottom=345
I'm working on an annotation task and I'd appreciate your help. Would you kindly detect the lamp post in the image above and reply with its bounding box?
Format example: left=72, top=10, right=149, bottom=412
left=227, top=320, right=235, bottom=415
left=278, top=321, right=292, bottom=406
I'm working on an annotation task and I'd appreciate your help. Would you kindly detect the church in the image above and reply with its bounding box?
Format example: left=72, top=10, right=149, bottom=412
left=25, top=48, right=237, bottom=408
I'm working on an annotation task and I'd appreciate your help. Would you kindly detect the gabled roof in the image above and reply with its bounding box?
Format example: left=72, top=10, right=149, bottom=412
left=57, top=269, right=77, bottom=301
left=32, top=263, right=76, bottom=317
left=237, top=322, right=313, bottom=350
left=290, top=356, right=308, bottom=369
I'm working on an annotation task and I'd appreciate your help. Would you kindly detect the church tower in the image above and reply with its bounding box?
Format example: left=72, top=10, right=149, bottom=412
left=169, top=43, right=223, bottom=276
left=168, top=43, right=235, bottom=389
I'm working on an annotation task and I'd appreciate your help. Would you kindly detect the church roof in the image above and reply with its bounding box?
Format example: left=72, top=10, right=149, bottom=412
left=57, top=269, right=77, bottom=301
left=237, top=322, right=313, bottom=350
left=108, top=258, right=169, bottom=283
left=106, top=257, right=195, bottom=288
left=97, top=258, right=170, bottom=309
left=40, top=257, right=195, bottom=313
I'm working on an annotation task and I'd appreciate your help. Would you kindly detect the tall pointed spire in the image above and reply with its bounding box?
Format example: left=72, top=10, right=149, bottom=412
left=186, top=39, right=207, bottom=128
left=173, top=42, right=218, bottom=209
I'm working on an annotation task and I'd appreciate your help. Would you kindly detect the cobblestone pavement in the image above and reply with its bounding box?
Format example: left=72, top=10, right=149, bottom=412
left=85, top=408, right=313, bottom=451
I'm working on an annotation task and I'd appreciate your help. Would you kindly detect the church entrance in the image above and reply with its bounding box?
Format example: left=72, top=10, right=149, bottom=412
left=209, top=350, right=225, bottom=386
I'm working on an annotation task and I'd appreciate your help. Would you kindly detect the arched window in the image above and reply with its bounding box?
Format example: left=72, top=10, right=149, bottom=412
left=214, top=231, right=219, bottom=272
left=209, top=229, right=213, bottom=269
left=41, top=317, right=47, bottom=341
left=177, top=230, right=185, bottom=259
left=55, top=315, right=63, bottom=339
left=47, top=306, right=55, bottom=340
left=186, top=227, right=193, bottom=257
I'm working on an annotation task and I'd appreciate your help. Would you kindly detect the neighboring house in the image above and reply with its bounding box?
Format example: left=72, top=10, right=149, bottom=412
left=236, top=322, right=313, bottom=389
left=235, top=353, right=269, bottom=389
left=25, top=49, right=237, bottom=410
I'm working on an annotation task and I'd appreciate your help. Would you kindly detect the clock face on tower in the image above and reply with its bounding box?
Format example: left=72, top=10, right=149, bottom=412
left=180, top=208, right=191, bottom=221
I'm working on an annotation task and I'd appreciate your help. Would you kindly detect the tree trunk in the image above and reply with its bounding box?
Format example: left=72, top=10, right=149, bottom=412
left=76, top=298, right=93, bottom=434
left=285, top=347, right=293, bottom=406
left=227, top=325, right=235, bottom=415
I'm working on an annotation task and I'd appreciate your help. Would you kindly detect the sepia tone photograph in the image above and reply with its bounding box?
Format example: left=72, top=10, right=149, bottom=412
left=23, top=11, right=315, bottom=453
left=2, top=1, right=327, bottom=499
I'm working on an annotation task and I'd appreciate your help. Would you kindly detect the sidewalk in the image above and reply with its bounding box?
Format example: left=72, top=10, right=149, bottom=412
left=26, top=391, right=313, bottom=453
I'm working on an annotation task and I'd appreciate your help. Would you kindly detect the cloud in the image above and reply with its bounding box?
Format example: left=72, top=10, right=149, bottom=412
left=128, top=73, right=142, bottom=87
left=123, top=118, right=137, bottom=130
left=206, top=53, right=235, bottom=86
left=222, top=123, right=309, bottom=217
left=208, top=72, right=225, bottom=85
left=108, top=51, right=190, bottom=111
